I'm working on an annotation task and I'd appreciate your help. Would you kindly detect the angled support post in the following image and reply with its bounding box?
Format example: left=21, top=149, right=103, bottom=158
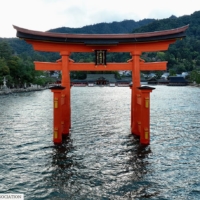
left=50, top=86, right=65, bottom=144
left=137, top=86, right=155, bottom=145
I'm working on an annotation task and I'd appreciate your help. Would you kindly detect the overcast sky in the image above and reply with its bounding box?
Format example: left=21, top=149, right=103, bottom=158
left=0, top=0, right=199, bottom=38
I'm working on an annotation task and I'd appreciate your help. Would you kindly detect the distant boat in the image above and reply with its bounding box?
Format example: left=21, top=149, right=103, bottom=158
left=117, top=83, right=129, bottom=87
left=109, top=83, right=115, bottom=87
left=88, top=83, right=94, bottom=87
left=141, top=81, right=148, bottom=85
left=73, top=83, right=87, bottom=87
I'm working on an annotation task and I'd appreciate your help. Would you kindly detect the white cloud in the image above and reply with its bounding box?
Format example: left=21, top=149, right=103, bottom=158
left=0, top=0, right=199, bottom=37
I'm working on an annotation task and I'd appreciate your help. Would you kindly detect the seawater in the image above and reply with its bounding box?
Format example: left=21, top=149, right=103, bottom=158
left=0, top=86, right=199, bottom=199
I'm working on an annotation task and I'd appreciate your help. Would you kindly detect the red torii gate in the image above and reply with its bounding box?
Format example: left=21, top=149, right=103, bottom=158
left=13, top=25, right=188, bottom=145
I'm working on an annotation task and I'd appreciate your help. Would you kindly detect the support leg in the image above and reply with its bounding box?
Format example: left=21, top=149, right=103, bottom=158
left=50, top=86, right=65, bottom=144
left=138, top=86, right=155, bottom=145
left=131, top=51, right=141, bottom=136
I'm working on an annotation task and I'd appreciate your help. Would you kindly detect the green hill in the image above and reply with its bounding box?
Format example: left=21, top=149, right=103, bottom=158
left=132, top=11, right=200, bottom=73
left=0, top=19, right=155, bottom=57
left=48, top=19, right=155, bottom=34
left=1, top=12, right=200, bottom=86
left=0, top=18, right=156, bottom=86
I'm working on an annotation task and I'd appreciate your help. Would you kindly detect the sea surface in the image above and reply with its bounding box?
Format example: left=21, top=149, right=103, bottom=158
left=0, top=86, right=199, bottom=200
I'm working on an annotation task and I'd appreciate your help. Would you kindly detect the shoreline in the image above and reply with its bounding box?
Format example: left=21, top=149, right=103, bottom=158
left=189, top=83, right=200, bottom=87
left=0, top=83, right=199, bottom=95
left=0, top=87, right=47, bottom=95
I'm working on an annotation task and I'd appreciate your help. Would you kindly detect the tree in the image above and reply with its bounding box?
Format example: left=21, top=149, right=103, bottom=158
left=0, top=58, right=10, bottom=76
left=173, top=63, right=185, bottom=74
left=169, top=69, right=176, bottom=76
left=189, top=70, right=200, bottom=84
left=7, top=56, right=22, bottom=87
left=156, top=52, right=166, bottom=61
left=0, top=41, right=12, bottom=60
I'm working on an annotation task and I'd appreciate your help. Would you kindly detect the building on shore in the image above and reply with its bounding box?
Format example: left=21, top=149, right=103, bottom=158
left=157, top=78, right=169, bottom=85
left=147, top=77, right=157, bottom=85
left=167, top=76, right=188, bottom=86
left=71, top=74, right=132, bottom=87
left=116, top=77, right=132, bottom=87
left=85, top=74, right=116, bottom=86
left=60, top=74, right=190, bottom=87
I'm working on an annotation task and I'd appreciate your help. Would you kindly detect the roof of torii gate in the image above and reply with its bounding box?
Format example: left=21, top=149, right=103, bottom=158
left=12, top=25, right=190, bottom=80
left=13, top=25, right=189, bottom=45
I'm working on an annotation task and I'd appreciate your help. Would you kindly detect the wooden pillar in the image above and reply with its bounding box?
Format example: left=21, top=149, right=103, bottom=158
left=50, top=86, right=65, bottom=144
left=136, top=92, right=142, bottom=135
left=138, top=86, right=155, bottom=145
left=129, top=82, right=133, bottom=128
left=131, top=51, right=141, bottom=136
left=60, top=51, right=71, bottom=134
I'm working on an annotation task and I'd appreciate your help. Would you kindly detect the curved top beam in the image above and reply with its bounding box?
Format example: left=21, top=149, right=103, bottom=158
left=13, top=25, right=189, bottom=45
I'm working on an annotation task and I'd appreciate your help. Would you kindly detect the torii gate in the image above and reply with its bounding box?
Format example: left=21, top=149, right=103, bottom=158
left=13, top=25, right=188, bottom=145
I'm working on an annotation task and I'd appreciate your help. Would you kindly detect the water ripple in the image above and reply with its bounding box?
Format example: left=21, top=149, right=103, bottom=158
left=0, top=87, right=200, bottom=199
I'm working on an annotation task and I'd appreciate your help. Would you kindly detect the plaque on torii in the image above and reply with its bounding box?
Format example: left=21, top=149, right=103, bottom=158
left=95, top=50, right=107, bottom=65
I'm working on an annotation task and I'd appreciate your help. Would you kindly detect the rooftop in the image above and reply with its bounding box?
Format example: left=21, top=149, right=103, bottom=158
left=13, top=25, right=189, bottom=45
left=85, top=74, right=116, bottom=82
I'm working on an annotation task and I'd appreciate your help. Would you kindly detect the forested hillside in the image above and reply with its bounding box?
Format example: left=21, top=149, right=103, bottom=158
left=133, top=11, right=200, bottom=75
left=1, top=12, right=200, bottom=87
left=1, top=19, right=154, bottom=58
left=48, top=19, right=155, bottom=34
left=0, top=18, right=155, bottom=85
left=0, top=40, right=55, bottom=88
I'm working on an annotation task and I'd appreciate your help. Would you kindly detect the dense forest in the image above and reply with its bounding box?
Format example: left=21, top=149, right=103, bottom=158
left=0, top=41, right=55, bottom=88
left=49, top=19, right=155, bottom=34
left=0, top=19, right=155, bottom=86
left=0, top=11, right=200, bottom=87
left=133, top=12, right=200, bottom=80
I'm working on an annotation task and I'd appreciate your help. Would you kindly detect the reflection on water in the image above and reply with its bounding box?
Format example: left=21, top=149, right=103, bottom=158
left=0, top=86, right=200, bottom=199
left=47, top=134, right=153, bottom=199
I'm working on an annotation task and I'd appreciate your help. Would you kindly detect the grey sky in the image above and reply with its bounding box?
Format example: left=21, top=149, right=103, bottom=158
left=0, top=0, right=199, bottom=38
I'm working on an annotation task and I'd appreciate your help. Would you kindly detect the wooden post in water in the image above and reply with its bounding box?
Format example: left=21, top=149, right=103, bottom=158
left=136, top=92, right=142, bottom=136
left=138, top=86, right=155, bottom=145
left=50, top=86, right=65, bottom=144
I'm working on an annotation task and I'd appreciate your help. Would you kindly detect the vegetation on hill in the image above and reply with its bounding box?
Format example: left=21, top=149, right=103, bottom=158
left=132, top=11, right=200, bottom=83
left=0, top=41, right=56, bottom=88
left=0, top=19, right=154, bottom=85
left=48, top=19, right=155, bottom=34
left=1, top=12, right=200, bottom=85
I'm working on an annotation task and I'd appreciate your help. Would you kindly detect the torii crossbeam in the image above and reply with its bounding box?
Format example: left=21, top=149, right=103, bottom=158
left=13, top=24, right=189, bottom=145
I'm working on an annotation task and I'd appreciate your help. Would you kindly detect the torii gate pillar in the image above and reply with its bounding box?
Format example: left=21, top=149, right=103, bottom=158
left=131, top=51, right=141, bottom=136
left=60, top=51, right=71, bottom=135
left=137, top=86, right=155, bottom=145
left=50, top=86, right=65, bottom=144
